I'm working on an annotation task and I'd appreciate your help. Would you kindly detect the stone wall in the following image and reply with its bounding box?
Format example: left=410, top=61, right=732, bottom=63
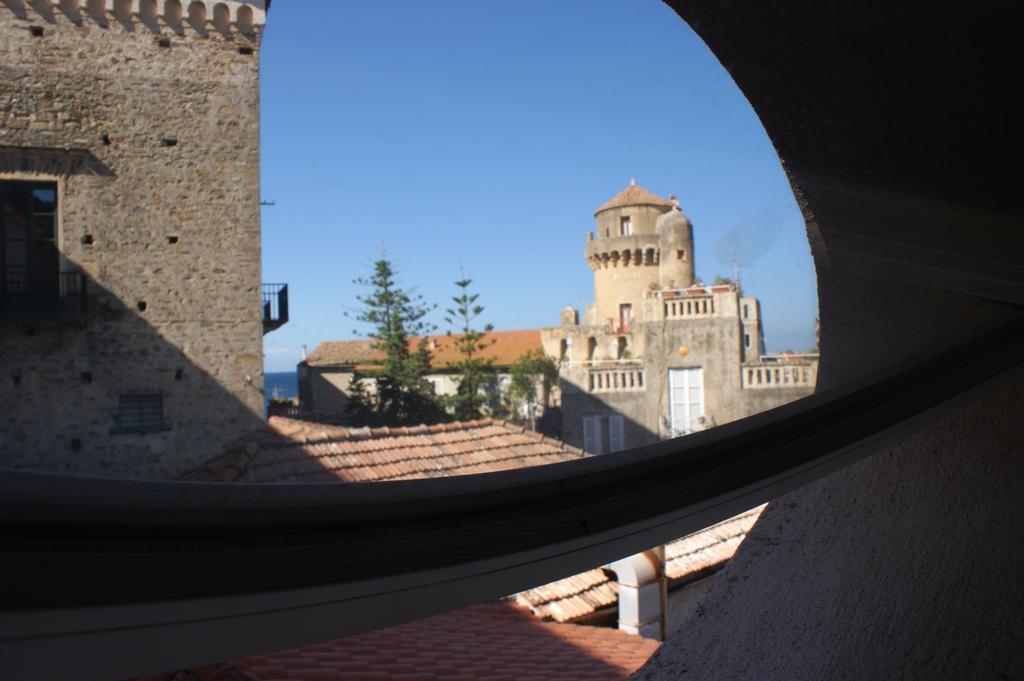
left=0, top=2, right=265, bottom=478
left=594, top=205, right=666, bottom=239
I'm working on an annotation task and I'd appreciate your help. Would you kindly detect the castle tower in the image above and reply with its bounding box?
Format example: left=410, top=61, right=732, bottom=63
left=585, top=180, right=695, bottom=328
left=0, top=0, right=272, bottom=478
left=655, top=197, right=695, bottom=290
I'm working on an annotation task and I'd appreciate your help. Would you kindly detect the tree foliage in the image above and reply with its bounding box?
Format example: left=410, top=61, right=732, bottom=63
left=507, top=349, right=559, bottom=430
left=444, top=276, right=495, bottom=421
left=345, top=257, right=447, bottom=427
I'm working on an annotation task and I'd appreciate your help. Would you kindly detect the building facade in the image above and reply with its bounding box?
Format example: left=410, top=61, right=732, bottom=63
left=0, top=0, right=282, bottom=478
left=542, top=180, right=816, bottom=453
left=299, top=330, right=552, bottom=421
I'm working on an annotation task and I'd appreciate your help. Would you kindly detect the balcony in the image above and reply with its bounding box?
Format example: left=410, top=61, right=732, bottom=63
left=589, top=367, right=646, bottom=393
left=741, top=361, right=818, bottom=390
left=0, top=271, right=86, bottom=327
left=262, top=283, right=289, bottom=334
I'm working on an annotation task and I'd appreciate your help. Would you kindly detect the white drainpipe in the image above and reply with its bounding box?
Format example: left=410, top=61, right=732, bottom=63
left=610, top=546, right=667, bottom=640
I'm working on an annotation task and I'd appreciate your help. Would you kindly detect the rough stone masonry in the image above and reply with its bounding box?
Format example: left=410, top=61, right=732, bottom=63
left=0, top=0, right=267, bottom=478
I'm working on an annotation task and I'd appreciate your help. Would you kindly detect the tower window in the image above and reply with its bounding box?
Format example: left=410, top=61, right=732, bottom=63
left=745, top=333, right=751, bottom=348
left=114, top=394, right=165, bottom=433
left=620, top=216, right=632, bottom=236
left=1, top=181, right=60, bottom=311
left=677, top=250, right=686, bottom=260
left=743, top=304, right=749, bottom=319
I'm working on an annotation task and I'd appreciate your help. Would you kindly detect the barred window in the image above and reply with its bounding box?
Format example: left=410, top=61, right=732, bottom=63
left=116, top=394, right=164, bottom=432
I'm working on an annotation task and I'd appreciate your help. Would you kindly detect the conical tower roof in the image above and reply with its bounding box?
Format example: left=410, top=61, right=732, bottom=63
left=595, top=178, right=674, bottom=215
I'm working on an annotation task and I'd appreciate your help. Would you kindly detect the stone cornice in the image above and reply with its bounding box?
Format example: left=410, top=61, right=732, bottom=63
left=0, top=145, right=104, bottom=176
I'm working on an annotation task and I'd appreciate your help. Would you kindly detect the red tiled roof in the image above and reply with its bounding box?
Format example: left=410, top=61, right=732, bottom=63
left=180, top=416, right=586, bottom=483
left=515, top=506, right=765, bottom=622
left=304, top=330, right=543, bottom=370
left=594, top=180, right=674, bottom=214
left=143, top=602, right=659, bottom=681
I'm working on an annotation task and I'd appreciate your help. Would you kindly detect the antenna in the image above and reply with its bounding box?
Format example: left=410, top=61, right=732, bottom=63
left=713, top=215, right=782, bottom=291
left=260, top=200, right=276, bottom=206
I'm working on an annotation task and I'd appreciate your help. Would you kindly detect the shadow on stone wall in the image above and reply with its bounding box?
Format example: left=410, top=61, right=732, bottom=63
left=558, top=381, right=659, bottom=452
left=0, top=259, right=265, bottom=480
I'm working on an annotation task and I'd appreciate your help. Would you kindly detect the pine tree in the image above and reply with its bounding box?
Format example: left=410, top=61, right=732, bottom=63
left=444, top=275, right=495, bottom=421
left=345, top=257, right=447, bottom=426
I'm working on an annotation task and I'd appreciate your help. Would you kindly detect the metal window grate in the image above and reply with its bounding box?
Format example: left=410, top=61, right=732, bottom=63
left=116, top=395, right=164, bottom=432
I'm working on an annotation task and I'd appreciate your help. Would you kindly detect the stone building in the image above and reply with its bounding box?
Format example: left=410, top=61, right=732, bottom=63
left=0, top=0, right=283, bottom=478
left=543, top=180, right=816, bottom=453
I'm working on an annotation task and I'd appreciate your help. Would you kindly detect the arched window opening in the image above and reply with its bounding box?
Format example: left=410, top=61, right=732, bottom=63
left=0, top=1, right=833, bottom=676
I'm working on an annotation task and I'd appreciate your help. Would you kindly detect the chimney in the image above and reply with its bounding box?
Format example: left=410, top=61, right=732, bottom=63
left=610, top=547, right=667, bottom=640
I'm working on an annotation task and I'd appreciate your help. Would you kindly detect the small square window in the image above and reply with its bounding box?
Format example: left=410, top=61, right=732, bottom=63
left=115, top=394, right=165, bottom=432
left=677, top=250, right=686, bottom=261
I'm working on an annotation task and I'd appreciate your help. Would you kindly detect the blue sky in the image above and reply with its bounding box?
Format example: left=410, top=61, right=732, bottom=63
left=260, top=1, right=818, bottom=372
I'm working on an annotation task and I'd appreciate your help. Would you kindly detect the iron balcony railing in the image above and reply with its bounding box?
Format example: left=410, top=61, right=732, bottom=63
left=262, top=282, right=289, bottom=333
left=0, top=270, right=86, bottom=326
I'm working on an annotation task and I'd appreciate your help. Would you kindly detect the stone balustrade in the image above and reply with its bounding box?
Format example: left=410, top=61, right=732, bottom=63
left=742, top=362, right=818, bottom=389
left=590, top=368, right=646, bottom=393
left=662, top=296, right=715, bottom=319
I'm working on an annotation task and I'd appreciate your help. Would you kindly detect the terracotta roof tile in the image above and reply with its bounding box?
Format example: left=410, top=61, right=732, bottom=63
left=515, top=506, right=765, bottom=622
left=181, top=417, right=587, bottom=484
left=182, top=602, right=657, bottom=681
left=305, top=330, right=543, bottom=370
left=594, top=180, right=674, bottom=214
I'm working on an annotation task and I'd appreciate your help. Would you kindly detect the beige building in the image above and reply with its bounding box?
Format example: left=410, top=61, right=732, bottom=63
left=542, top=180, right=816, bottom=453
left=0, top=0, right=283, bottom=478
left=298, top=330, right=550, bottom=420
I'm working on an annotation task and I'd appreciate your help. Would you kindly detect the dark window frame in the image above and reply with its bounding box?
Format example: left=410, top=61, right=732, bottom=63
left=0, top=179, right=60, bottom=311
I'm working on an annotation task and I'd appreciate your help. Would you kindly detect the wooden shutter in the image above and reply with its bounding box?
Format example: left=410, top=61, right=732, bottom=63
left=608, top=415, right=624, bottom=453
left=582, top=416, right=599, bottom=454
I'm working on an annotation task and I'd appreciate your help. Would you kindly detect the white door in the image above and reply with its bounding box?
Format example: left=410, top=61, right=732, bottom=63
left=669, top=367, right=704, bottom=435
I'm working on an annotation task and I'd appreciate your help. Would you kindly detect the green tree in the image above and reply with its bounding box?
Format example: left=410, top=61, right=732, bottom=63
left=507, top=349, right=559, bottom=431
left=345, top=257, right=447, bottom=427
left=444, top=275, right=495, bottom=421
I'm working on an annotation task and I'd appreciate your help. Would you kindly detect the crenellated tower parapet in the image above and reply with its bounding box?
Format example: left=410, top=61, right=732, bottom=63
left=6, top=0, right=266, bottom=35
left=584, top=233, right=660, bottom=271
